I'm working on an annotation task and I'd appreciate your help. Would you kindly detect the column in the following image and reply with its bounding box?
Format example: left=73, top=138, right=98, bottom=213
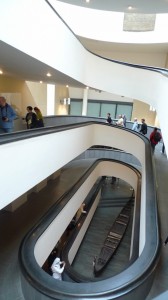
left=47, top=84, right=55, bottom=115
left=82, top=87, right=89, bottom=116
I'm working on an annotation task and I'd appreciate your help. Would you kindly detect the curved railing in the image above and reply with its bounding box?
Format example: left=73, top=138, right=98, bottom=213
left=0, top=120, right=160, bottom=299
left=18, top=128, right=160, bottom=300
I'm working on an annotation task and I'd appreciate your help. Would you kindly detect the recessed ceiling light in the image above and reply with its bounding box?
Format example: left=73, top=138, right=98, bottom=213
left=66, top=85, right=69, bottom=88
left=128, top=6, right=133, bottom=10
left=0, top=70, right=3, bottom=74
left=40, top=81, right=43, bottom=84
left=46, top=72, right=51, bottom=77
left=86, top=0, right=90, bottom=3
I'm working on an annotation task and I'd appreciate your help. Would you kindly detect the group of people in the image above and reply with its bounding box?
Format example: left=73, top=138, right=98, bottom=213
left=106, top=113, right=147, bottom=134
left=106, top=113, right=163, bottom=153
left=0, top=100, right=163, bottom=155
left=25, top=106, right=44, bottom=129
left=132, top=117, right=147, bottom=134
left=0, top=96, right=44, bottom=133
left=0, top=98, right=164, bottom=154
left=132, top=117, right=162, bottom=153
left=106, top=113, right=127, bottom=127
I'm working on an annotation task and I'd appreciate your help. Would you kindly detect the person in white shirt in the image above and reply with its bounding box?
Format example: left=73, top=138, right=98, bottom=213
left=51, top=257, right=65, bottom=280
left=132, top=118, right=139, bottom=132
left=116, top=114, right=124, bottom=126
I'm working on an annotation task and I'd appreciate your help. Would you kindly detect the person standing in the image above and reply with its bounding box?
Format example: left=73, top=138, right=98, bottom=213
left=0, top=96, right=17, bottom=133
left=122, top=114, right=127, bottom=127
left=116, top=114, right=124, bottom=126
left=140, top=118, right=147, bottom=135
left=25, top=106, right=37, bottom=129
left=106, top=113, right=112, bottom=124
left=161, top=142, right=165, bottom=154
left=150, top=127, right=162, bottom=152
left=34, top=107, right=44, bottom=127
left=132, top=118, right=139, bottom=132
left=51, top=257, right=65, bottom=280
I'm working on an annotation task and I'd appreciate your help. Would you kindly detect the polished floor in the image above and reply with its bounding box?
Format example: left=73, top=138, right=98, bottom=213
left=0, top=145, right=168, bottom=300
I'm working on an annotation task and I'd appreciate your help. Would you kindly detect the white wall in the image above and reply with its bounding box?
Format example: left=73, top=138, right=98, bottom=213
left=69, top=87, right=133, bottom=102
left=0, top=124, right=145, bottom=210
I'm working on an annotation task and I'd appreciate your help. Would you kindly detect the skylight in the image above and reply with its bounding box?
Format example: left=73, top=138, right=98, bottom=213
left=49, top=0, right=168, bottom=44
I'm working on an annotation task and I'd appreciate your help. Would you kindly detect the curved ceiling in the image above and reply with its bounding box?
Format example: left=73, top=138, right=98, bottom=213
left=57, top=0, right=168, bottom=13
left=1, top=0, right=168, bottom=86
left=49, top=0, right=168, bottom=56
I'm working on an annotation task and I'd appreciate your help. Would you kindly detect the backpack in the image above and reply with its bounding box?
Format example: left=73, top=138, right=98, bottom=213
left=154, top=131, right=161, bottom=142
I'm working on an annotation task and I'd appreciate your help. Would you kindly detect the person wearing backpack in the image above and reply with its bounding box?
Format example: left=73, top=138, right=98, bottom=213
left=150, top=127, right=162, bottom=152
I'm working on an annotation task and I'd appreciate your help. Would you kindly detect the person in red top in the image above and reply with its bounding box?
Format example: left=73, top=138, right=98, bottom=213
left=150, top=127, right=162, bottom=152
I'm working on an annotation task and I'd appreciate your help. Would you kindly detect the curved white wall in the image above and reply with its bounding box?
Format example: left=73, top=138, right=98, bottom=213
left=0, top=125, right=144, bottom=209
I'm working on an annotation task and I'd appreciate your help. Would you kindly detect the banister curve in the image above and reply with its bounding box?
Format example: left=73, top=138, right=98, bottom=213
left=19, top=142, right=160, bottom=299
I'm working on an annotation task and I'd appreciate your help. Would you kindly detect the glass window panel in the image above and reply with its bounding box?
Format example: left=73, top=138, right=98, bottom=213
left=87, top=102, right=101, bottom=117
left=101, top=103, right=116, bottom=119
left=116, top=104, right=132, bottom=120
left=70, top=100, right=82, bottom=115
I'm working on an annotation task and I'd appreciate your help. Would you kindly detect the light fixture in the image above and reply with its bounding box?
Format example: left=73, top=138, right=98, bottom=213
left=0, top=70, right=3, bottom=74
left=39, top=81, right=43, bottom=84
left=128, top=6, right=133, bottom=10
left=46, top=72, right=51, bottom=77
left=66, top=85, right=69, bottom=88
left=86, top=0, right=90, bottom=3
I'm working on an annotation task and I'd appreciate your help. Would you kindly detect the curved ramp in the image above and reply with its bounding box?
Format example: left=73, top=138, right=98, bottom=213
left=19, top=156, right=160, bottom=300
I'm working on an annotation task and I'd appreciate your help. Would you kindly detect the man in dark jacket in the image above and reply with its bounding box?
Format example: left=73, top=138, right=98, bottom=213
left=140, top=118, right=147, bottom=135
left=106, top=113, right=112, bottom=124
left=25, top=106, right=37, bottom=129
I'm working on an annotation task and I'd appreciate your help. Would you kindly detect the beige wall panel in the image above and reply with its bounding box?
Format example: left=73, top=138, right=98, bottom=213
left=55, top=85, right=69, bottom=115
left=132, top=99, right=157, bottom=126
left=95, top=51, right=167, bottom=68
left=24, top=81, right=47, bottom=116
left=0, top=76, right=48, bottom=117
